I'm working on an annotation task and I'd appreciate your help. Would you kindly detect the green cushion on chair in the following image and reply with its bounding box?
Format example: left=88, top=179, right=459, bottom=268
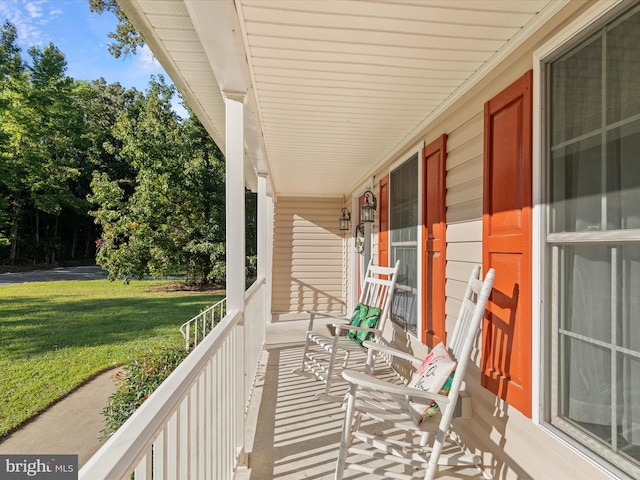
left=345, top=303, right=381, bottom=345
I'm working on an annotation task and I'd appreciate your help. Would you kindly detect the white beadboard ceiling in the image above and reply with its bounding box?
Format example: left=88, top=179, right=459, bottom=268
left=118, top=0, right=561, bottom=197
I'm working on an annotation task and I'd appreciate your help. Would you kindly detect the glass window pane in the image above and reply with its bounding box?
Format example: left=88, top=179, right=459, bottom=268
left=550, top=136, right=602, bottom=233
left=559, top=334, right=612, bottom=440
left=618, top=244, right=640, bottom=462
left=606, top=121, right=640, bottom=230
left=390, top=154, right=418, bottom=335
left=618, top=353, right=640, bottom=463
left=620, top=244, right=640, bottom=352
left=607, top=8, right=640, bottom=123
left=555, top=243, right=640, bottom=468
left=550, top=35, right=602, bottom=146
left=548, top=4, right=640, bottom=473
left=390, top=154, right=418, bottom=243
left=559, top=245, right=611, bottom=342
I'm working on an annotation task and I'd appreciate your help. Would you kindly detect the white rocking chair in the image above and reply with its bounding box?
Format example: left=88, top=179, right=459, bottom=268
left=294, top=259, right=400, bottom=401
left=335, top=265, right=495, bottom=480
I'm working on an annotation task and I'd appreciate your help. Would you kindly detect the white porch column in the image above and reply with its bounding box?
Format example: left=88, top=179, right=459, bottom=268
left=265, top=192, right=274, bottom=323
left=257, top=173, right=267, bottom=279
left=257, top=173, right=273, bottom=324
left=224, top=91, right=248, bottom=471
left=224, top=92, right=246, bottom=313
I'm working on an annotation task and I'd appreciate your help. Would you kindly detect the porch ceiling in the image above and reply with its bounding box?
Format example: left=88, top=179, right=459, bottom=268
left=118, top=0, right=561, bottom=197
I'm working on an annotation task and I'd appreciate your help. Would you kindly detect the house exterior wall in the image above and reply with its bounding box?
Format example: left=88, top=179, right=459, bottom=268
left=344, top=1, right=618, bottom=478
left=271, top=196, right=346, bottom=315
left=266, top=1, right=626, bottom=477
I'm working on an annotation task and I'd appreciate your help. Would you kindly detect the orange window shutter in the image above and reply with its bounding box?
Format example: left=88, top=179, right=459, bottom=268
left=482, top=70, right=533, bottom=418
left=422, top=134, right=447, bottom=347
left=378, top=176, right=389, bottom=268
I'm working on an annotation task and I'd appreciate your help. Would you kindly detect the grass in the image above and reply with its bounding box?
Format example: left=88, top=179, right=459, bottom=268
left=0, top=279, right=224, bottom=438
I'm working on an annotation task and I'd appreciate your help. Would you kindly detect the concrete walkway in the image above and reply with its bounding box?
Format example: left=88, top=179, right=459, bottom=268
left=0, top=266, right=184, bottom=469
left=0, top=266, right=117, bottom=467
left=0, top=368, right=119, bottom=467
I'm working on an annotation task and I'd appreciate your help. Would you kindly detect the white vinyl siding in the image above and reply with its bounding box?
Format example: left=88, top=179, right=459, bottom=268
left=271, top=196, right=345, bottom=314
left=446, top=112, right=484, bottom=223
left=444, top=112, right=484, bottom=330
left=357, top=2, right=620, bottom=477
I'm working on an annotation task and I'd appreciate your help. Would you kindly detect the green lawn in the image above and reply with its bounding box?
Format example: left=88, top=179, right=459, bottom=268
left=0, top=279, right=224, bottom=438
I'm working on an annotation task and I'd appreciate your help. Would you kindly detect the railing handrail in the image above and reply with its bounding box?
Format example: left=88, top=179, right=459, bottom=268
left=180, top=296, right=227, bottom=349
left=80, top=308, right=243, bottom=479
left=244, top=276, right=265, bottom=302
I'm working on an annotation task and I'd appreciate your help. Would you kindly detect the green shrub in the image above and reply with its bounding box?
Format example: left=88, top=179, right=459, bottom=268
left=101, top=344, right=189, bottom=439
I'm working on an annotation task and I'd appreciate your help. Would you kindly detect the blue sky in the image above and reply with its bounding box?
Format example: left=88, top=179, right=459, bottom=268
left=0, top=0, right=187, bottom=115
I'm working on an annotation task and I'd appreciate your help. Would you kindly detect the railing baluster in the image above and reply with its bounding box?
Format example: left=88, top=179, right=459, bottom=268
left=181, top=298, right=228, bottom=351
left=79, top=278, right=266, bottom=480
left=205, top=361, right=213, bottom=480
left=179, top=397, right=189, bottom=479
left=133, top=452, right=151, bottom=480
left=153, top=429, right=166, bottom=480
left=166, top=411, right=178, bottom=478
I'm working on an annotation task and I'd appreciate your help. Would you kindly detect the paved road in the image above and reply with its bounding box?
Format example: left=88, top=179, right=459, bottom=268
left=0, top=265, right=106, bottom=285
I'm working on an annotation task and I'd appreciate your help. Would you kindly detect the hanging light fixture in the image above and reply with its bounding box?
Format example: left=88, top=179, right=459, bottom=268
left=339, top=207, right=351, bottom=231
left=361, top=190, right=377, bottom=223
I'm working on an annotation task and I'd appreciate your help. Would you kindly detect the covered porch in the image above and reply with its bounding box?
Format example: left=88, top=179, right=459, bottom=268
left=80, top=294, right=490, bottom=479
left=80, top=0, right=630, bottom=479
left=241, top=319, right=487, bottom=480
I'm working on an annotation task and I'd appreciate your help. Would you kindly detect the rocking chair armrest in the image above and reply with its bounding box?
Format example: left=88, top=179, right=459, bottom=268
left=341, top=369, right=450, bottom=406
left=361, top=341, right=424, bottom=367
left=306, top=310, right=350, bottom=321
left=305, top=310, right=351, bottom=329
left=333, top=324, right=381, bottom=335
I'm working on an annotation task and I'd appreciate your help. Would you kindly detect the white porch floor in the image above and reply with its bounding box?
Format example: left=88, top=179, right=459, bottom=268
left=239, top=318, right=488, bottom=480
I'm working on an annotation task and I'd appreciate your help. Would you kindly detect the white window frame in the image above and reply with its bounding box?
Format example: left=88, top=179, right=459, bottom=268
left=387, top=142, right=423, bottom=339
left=533, top=1, right=637, bottom=477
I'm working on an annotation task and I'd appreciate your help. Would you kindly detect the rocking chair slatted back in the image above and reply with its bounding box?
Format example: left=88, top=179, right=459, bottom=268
left=448, top=264, right=483, bottom=358
left=358, top=262, right=398, bottom=334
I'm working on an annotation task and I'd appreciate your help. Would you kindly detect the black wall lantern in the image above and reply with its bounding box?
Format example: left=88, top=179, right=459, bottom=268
left=339, top=207, right=351, bottom=231
left=360, top=190, right=377, bottom=223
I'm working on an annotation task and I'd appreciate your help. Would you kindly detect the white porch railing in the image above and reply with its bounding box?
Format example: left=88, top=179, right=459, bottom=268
left=79, top=277, right=267, bottom=480
left=180, top=297, right=227, bottom=350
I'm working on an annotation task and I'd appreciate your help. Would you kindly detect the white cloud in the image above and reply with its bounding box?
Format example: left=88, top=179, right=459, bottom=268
left=0, top=0, right=57, bottom=47
left=25, top=2, right=43, bottom=18
left=139, top=43, right=161, bottom=71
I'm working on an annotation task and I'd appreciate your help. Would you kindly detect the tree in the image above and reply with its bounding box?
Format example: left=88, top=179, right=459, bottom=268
left=90, top=77, right=227, bottom=284
left=0, top=21, right=26, bottom=250
left=88, top=0, right=145, bottom=58
left=27, top=44, right=85, bottom=260
left=0, top=20, right=22, bottom=80
left=82, top=78, right=140, bottom=181
left=0, top=22, right=89, bottom=263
